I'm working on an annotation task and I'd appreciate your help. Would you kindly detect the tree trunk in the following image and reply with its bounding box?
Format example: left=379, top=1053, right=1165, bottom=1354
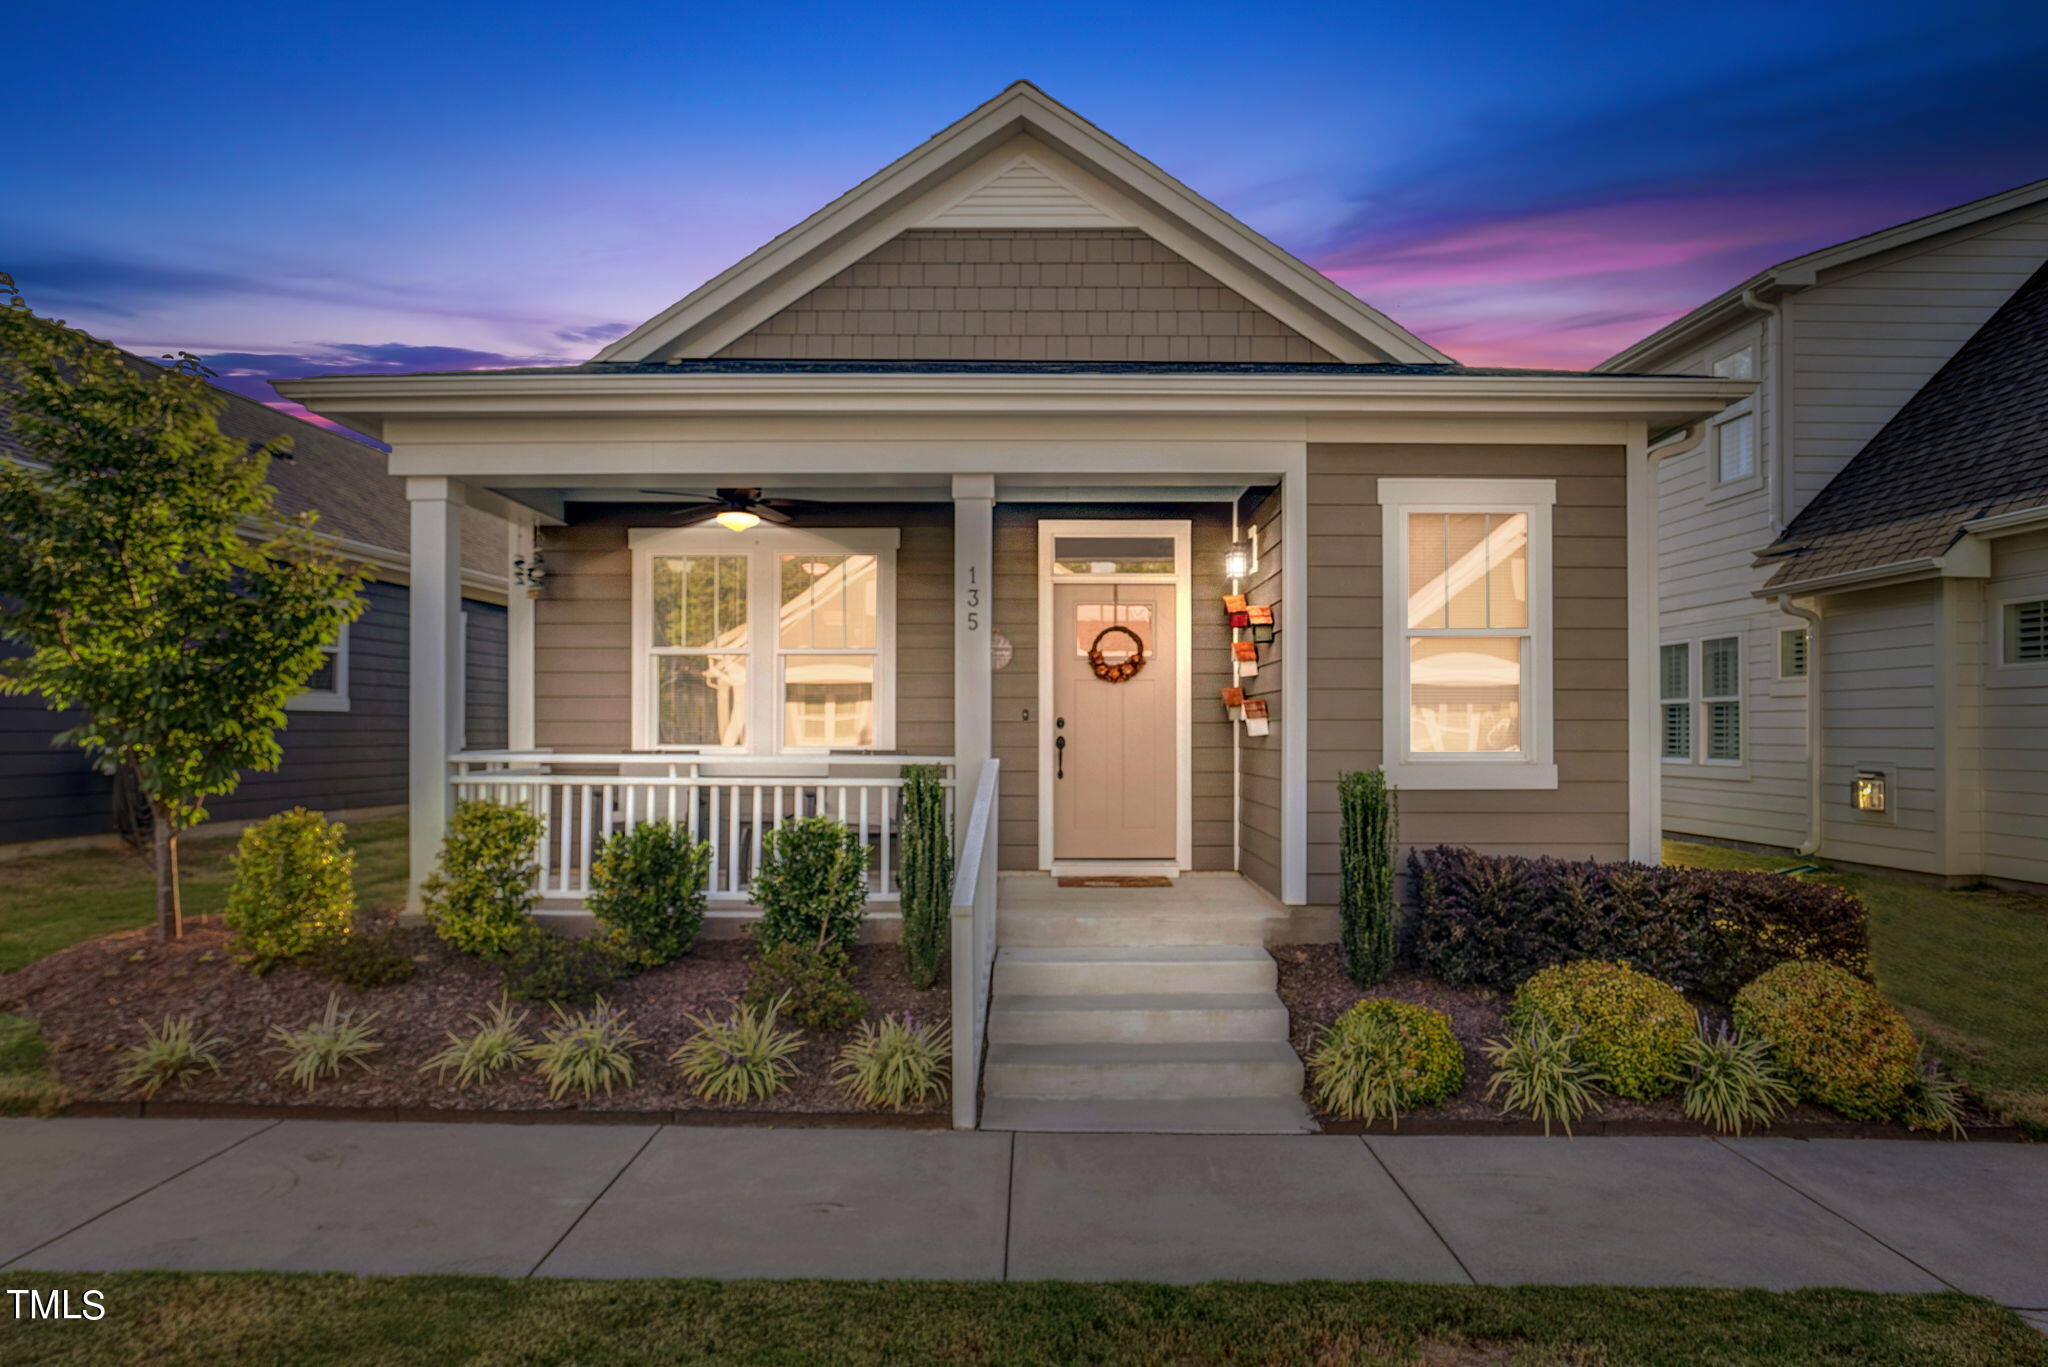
left=152, top=803, right=183, bottom=941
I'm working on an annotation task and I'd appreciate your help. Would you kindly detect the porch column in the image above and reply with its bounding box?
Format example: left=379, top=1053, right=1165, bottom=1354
left=506, top=518, right=536, bottom=751
left=1626, top=425, right=1660, bottom=863
left=407, top=476, right=465, bottom=916
left=952, top=474, right=995, bottom=810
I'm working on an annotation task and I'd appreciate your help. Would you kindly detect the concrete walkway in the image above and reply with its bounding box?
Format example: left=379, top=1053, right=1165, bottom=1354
left=2, top=1119, right=2044, bottom=1316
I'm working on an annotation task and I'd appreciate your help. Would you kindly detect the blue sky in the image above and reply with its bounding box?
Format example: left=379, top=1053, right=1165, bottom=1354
left=5, top=1, right=2045, bottom=421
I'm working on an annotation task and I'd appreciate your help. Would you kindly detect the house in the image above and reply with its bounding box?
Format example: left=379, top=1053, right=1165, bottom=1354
left=0, top=361, right=512, bottom=857
left=1599, top=178, right=2048, bottom=887
left=279, top=83, right=1748, bottom=1130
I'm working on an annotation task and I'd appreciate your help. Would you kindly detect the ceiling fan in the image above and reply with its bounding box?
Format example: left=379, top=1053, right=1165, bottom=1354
left=640, top=487, right=819, bottom=531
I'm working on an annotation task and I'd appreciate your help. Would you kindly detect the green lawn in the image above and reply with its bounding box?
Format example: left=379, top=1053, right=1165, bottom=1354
left=1667, top=839, right=2048, bottom=1131
left=0, top=1275, right=2040, bottom=1367
left=0, top=815, right=408, bottom=974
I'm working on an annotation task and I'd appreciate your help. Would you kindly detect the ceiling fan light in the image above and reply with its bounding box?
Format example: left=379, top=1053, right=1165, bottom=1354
left=714, top=509, right=762, bottom=532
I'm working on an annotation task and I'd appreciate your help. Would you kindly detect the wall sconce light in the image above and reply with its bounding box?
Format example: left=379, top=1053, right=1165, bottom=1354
left=1223, top=542, right=1251, bottom=580
left=511, top=553, right=548, bottom=597
left=1852, top=770, right=1886, bottom=813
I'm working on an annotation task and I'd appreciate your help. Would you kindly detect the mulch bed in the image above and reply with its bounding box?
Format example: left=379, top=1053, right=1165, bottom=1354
left=1273, top=943, right=2017, bottom=1138
left=0, top=917, right=949, bottom=1118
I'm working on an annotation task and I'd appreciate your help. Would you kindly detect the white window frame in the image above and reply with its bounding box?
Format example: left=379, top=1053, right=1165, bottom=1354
left=1711, top=345, right=1756, bottom=380
left=1659, top=641, right=1692, bottom=762
left=628, top=526, right=899, bottom=754
left=1699, top=633, right=1744, bottom=765
left=1660, top=629, right=1749, bottom=776
left=1997, top=595, right=2048, bottom=668
left=287, top=622, right=350, bottom=713
left=1707, top=400, right=1761, bottom=498
left=1378, top=478, right=1556, bottom=790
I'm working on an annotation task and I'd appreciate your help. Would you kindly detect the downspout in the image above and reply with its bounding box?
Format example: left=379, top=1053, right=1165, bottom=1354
left=1776, top=595, right=1824, bottom=855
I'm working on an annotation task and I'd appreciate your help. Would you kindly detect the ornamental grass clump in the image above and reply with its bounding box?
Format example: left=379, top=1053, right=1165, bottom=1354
left=1905, top=1056, right=1969, bottom=1138
left=672, top=999, right=805, bottom=1105
left=223, top=807, right=356, bottom=971
left=1308, top=998, right=1463, bottom=1126
left=523, top=1000, right=643, bottom=1101
left=268, top=994, right=381, bottom=1091
left=119, top=1016, right=230, bottom=1098
left=1481, top=1011, right=1605, bottom=1136
left=1733, top=960, right=1920, bottom=1121
left=1508, top=960, right=1694, bottom=1101
left=587, top=822, right=712, bottom=965
left=1675, top=1020, right=1795, bottom=1135
left=420, top=800, right=542, bottom=958
left=833, top=1013, right=951, bottom=1111
left=421, top=996, right=531, bottom=1088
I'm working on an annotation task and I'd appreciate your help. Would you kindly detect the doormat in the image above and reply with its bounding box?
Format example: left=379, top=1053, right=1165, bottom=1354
left=1057, top=876, right=1173, bottom=888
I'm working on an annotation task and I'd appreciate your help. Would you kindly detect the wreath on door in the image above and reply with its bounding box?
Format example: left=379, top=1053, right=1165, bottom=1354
left=1088, top=625, right=1147, bottom=682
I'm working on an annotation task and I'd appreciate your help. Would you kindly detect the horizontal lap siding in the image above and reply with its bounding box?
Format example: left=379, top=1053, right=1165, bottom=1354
left=1236, top=486, right=1284, bottom=898
left=1982, top=531, right=2048, bottom=886
left=1815, top=582, right=1941, bottom=872
left=1305, top=444, right=1631, bottom=905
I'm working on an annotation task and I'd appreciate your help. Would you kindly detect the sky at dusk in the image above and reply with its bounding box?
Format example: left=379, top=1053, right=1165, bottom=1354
left=6, top=1, right=2047, bottom=430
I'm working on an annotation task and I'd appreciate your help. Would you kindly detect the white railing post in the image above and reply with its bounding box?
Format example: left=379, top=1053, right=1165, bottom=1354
left=949, top=757, right=1001, bottom=1131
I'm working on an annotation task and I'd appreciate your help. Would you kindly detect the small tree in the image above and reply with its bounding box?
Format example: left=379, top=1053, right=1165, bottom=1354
left=1338, top=769, right=1399, bottom=986
left=0, top=277, right=367, bottom=938
left=897, top=764, right=953, bottom=989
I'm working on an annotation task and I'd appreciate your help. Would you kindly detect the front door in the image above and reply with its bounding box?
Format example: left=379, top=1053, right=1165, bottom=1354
left=1052, top=583, right=1177, bottom=860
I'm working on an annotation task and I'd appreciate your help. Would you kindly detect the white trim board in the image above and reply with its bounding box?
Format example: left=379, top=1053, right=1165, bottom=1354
left=1035, top=518, right=1194, bottom=872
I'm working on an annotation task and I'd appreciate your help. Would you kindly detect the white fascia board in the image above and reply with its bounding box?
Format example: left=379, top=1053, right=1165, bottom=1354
left=1961, top=504, right=2048, bottom=538
left=591, top=81, right=1450, bottom=367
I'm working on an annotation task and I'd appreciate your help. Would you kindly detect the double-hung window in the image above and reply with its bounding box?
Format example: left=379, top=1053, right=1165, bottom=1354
left=630, top=527, right=897, bottom=753
left=1662, top=633, right=1742, bottom=764
left=288, top=622, right=350, bottom=713
left=1378, top=478, right=1556, bottom=789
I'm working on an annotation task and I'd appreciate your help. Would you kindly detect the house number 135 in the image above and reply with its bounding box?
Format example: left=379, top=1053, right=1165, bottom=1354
left=965, top=566, right=980, bottom=631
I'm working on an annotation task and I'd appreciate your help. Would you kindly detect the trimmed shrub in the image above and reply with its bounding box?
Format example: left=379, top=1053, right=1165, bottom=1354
left=501, top=932, right=634, bottom=1006
left=1481, top=1012, right=1605, bottom=1136
left=1406, top=846, right=1870, bottom=1001
left=224, top=808, right=355, bottom=970
left=744, top=940, right=868, bottom=1030
left=1733, top=960, right=1919, bottom=1121
left=672, top=999, right=803, bottom=1104
left=1338, top=771, right=1399, bottom=988
left=421, top=800, right=542, bottom=958
left=1308, top=998, right=1463, bottom=1126
left=833, top=1013, right=951, bottom=1110
left=898, top=764, right=953, bottom=990
left=1509, top=960, right=1694, bottom=1101
left=1676, top=1021, right=1795, bottom=1135
left=752, top=817, right=871, bottom=953
left=588, top=822, right=712, bottom=965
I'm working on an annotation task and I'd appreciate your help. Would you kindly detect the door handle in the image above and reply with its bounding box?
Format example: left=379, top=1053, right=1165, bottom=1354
left=1055, top=734, right=1066, bottom=779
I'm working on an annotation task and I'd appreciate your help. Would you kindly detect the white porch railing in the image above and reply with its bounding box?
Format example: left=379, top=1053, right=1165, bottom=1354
left=949, top=758, right=1001, bottom=1130
left=449, top=752, right=956, bottom=903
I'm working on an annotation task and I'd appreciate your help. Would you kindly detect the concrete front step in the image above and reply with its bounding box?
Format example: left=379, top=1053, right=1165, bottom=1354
left=979, top=1094, right=1318, bottom=1134
left=983, top=1041, right=1305, bottom=1101
left=996, top=908, right=1279, bottom=948
left=988, top=992, right=1290, bottom=1045
left=992, top=946, right=1277, bottom=997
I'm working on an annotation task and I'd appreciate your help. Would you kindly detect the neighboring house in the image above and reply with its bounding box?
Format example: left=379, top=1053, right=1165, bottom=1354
left=0, top=362, right=511, bottom=856
left=1599, top=177, right=2048, bottom=886
left=279, top=84, right=1747, bottom=1130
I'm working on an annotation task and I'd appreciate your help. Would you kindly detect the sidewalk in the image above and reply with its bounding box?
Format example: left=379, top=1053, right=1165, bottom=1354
left=2, top=1119, right=2043, bottom=1321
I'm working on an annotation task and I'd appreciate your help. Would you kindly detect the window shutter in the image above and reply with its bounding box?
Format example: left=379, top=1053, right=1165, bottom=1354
left=1780, top=628, right=1808, bottom=678
left=1716, top=415, right=1756, bottom=482
left=1702, top=637, right=1740, bottom=698
left=1662, top=703, right=1692, bottom=760
left=2007, top=600, right=2048, bottom=663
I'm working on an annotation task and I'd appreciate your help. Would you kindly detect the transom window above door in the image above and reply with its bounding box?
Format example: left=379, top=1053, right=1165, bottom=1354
left=630, top=527, right=898, bottom=753
left=1050, top=535, right=1177, bottom=577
